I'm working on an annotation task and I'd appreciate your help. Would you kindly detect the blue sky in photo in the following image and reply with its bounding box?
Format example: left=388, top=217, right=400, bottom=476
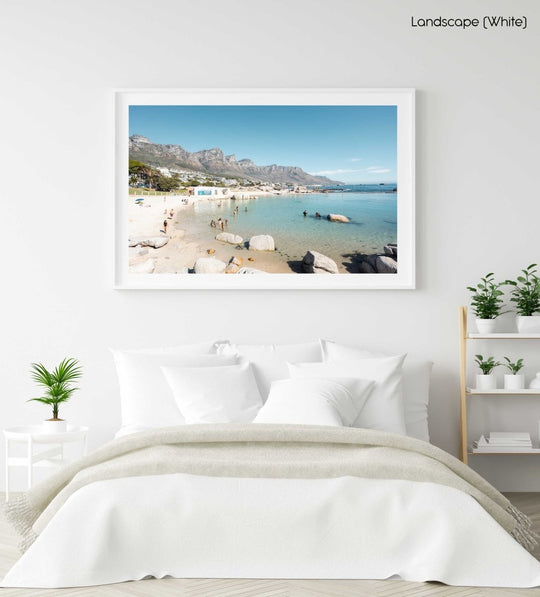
left=129, top=105, right=397, bottom=183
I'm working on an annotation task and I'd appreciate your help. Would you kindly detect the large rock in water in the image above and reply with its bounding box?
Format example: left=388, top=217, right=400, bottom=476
left=376, top=255, right=398, bottom=273
left=216, top=232, right=243, bottom=245
left=358, top=261, right=376, bottom=274
left=384, top=243, right=398, bottom=259
left=249, top=235, right=275, bottom=251
left=129, top=236, right=169, bottom=249
left=193, top=257, right=227, bottom=274
left=327, top=214, right=349, bottom=223
left=302, top=250, right=339, bottom=274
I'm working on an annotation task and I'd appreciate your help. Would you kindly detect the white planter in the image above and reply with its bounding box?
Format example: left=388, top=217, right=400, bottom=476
left=42, top=419, right=67, bottom=434
left=504, top=374, right=525, bottom=391
left=516, top=315, right=540, bottom=334
left=476, top=318, right=497, bottom=334
left=529, top=372, right=540, bottom=389
left=476, top=374, right=497, bottom=391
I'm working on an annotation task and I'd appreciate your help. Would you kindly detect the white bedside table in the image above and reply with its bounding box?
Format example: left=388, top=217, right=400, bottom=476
left=4, top=425, right=88, bottom=501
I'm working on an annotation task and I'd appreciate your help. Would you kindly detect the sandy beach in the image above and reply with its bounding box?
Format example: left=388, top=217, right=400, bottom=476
left=128, top=191, right=298, bottom=274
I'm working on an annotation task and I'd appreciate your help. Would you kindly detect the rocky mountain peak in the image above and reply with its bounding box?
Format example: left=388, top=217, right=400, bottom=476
left=130, top=135, right=152, bottom=144
left=129, top=135, right=341, bottom=185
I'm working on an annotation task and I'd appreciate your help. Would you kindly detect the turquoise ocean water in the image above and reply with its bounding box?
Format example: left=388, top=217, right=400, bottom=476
left=185, top=184, right=397, bottom=266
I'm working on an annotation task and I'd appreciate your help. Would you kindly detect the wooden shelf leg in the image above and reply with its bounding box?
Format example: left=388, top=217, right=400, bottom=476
left=459, top=306, right=469, bottom=464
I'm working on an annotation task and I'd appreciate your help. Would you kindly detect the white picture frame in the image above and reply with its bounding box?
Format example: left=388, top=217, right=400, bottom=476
left=115, top=88, right=415, bottom=289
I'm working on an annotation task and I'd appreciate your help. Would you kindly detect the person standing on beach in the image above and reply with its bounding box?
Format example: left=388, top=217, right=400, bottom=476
left=163, top=220, right=168, bottom=234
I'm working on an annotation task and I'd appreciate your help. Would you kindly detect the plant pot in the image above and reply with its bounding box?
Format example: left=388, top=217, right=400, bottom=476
left=476, top=374, right=497, bottom=391
left=42, top=419, right=67, bottom=433
left=475, top=319, right=497, bottom=334
left=529, top=372, right=540, bottom=389
left=516, top=315, right=540, bottom=334
left=504, top=374, right=525, bottom=391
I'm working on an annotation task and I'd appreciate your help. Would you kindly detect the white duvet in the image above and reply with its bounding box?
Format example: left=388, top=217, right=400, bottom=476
left=3, top=473, right=540, bottom=588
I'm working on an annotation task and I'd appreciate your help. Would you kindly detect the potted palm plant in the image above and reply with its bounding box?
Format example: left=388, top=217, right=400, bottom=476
left=474, top=354, right=500, bottom=390
left=467, top=272, right=506, bottom=333
left=28, top=357, right=82, bottom=433
left=503, top=357, right=525, bottom=390
left=505, top=264, right=540, bottom=333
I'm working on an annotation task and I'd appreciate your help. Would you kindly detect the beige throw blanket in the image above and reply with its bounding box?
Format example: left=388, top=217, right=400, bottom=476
left=6, top=424, right=537, bottom=553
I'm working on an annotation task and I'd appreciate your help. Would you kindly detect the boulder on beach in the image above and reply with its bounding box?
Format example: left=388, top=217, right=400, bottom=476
left=302, top=250, right=339, bottom=274
left=249, top=235, right=275, bottom=251
left=375, top=255, right=398, bottom=273
left=129, top=236, right=169, bottom=249
left=216, top=232, right=243, bottom=245
left=237, top=267, right=269, bottom=275
left=358, top=261, right=376, bottom=274
left=193, top=257, right=227, bottom=274
left=384, top=243, right=398, bottom=259
left=129, top=259, right=155, bottom=274
left=327, top=214, right=349, bottom=223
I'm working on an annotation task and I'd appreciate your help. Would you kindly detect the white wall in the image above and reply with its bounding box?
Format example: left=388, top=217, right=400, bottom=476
left=0, top=0, right=539, bottom=491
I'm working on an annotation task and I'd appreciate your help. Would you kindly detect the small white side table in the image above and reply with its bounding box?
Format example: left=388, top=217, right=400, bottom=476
left=4, top=425, right=88, bottom=502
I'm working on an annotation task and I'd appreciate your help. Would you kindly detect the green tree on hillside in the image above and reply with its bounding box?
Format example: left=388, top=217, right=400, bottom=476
left=129, top=159, right=162, bottom=190
left=156, top=174, right=181, bottom=192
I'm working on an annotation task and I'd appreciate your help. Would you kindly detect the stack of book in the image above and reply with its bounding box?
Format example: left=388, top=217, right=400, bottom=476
left=473, top=432, right=535, bottom=453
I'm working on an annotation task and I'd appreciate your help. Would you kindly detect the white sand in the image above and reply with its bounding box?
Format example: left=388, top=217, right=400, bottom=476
left=127, top=191, right=295, bottom=274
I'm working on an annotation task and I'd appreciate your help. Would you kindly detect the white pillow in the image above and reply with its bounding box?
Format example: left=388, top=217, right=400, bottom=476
left=321, top=340, right=432, bottom=442
left=111, top=348, right=237, bottom=429
left=253, top=377, right=374, bottom=427
left=216, top=341, right=323, bottom=399
left=162, top=360, right=263, bottom=424
left=288, top=354, right=407, bottom=435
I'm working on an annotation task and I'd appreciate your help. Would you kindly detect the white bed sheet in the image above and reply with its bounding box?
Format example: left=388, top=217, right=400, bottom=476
left=3, top=473, right=540, bottom=588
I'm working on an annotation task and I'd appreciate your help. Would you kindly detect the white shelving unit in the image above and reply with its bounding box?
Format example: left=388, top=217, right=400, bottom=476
left=459, top=306, right=540, bottom=464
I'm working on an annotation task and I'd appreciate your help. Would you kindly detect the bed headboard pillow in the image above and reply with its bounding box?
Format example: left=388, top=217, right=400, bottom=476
left=111, top=347, right=237, bottom=430
left=215, top=341, right=323, bottom=399
left=162, top=360, right=263, bottom=424
left=253, top=377, right=374, bottom=426
left=321, top=339, right=433, bottom=442
left=288, top=354, right=407, bottom=435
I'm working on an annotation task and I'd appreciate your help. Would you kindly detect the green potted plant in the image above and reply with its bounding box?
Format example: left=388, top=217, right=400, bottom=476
left=28, top=357, right=82, bottom=433
left=474, top=354, right=501, bottom=390
left=467, top=272, right=506, bottom=334
left=504, top=264, right=540, bottom=333
left=503, top=357, right=525, bottom=390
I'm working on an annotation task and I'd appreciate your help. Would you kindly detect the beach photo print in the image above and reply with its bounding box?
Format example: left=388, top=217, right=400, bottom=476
left=114, top=89, right=415, bottom=289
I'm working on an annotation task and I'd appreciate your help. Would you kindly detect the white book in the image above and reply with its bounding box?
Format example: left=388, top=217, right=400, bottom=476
left=472, top=447, right=539, bottom=453
left=474, top=435, right=532, bottom=448
left=489, top=432, right=531, bottom=441
left=489, top=440, right=532, bottom=447
left=488, top=433, right=532, bottom=446
left=488, top=442, right=533, bottom=446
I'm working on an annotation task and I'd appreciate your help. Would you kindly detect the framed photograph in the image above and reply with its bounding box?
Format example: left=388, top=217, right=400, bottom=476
left=115, top=88, right=415, bottom=289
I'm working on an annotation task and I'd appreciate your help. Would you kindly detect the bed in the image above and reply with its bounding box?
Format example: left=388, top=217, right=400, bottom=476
left=3, top=340, right=540, bottom=589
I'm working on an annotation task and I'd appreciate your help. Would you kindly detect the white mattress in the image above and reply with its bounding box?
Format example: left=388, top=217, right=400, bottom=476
left=3, top=473, right=540, bottom=588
